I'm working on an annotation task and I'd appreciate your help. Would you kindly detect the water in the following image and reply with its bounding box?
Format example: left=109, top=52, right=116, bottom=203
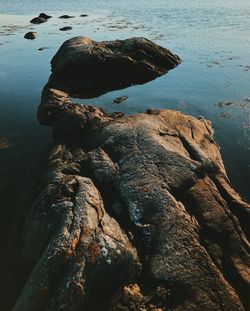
left=0, top=0, right=250, bottom=228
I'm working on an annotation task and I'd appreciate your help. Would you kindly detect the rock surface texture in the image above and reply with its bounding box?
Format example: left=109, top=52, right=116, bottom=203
left=48, top=36, right=181, bottom=98
left=8, top=38, right=250, bottom=311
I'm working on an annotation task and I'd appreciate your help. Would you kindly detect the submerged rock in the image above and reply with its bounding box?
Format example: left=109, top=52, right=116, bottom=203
left=30, top=16, right=47, bottom=24
left=59, top=26, right=72, bottom=31
left=24, top=32, right=37, bottom=40
left=113, top=96, right=128, bottom=104
left=49, top=36, right=181, bottom=98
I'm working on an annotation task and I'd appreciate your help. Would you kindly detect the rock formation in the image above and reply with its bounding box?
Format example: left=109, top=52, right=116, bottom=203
left=48, top=36, right=181, bottom=98
left=7, top=37, right=250, bottom=311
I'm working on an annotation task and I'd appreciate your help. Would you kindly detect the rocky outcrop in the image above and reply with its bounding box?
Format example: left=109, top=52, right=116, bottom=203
left=48, top=36, right=181, bottom=98
left=8, top=37, right=250, bottom=311
left=12, top=84, right=250, bottom=310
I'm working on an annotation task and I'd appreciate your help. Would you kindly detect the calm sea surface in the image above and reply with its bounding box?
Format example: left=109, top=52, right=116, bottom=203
left=0, top=0, right=250, bottom=231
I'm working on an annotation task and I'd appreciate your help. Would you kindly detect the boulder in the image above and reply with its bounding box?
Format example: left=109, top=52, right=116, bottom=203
left=49, top=36, right=181, bottom=98
left=24, top=32, right=37, bottom=40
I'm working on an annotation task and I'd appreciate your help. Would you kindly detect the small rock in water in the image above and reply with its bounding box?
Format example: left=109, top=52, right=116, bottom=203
left=39, top=13, right=52, bottom=19
left=0, top=137, right=10, bottom=150
left=80, top=14, right=88, bottom=17
left=38, top=47, right=49, bottom=51
left=113, top=96, right=128, bottom=104
left=24, top=32, right=37, bottom=40
left=30, top=17, right=47, bottom=24
left=59, top=26, right=72, bottom=31
left=59, top=15, right=75, bottom=19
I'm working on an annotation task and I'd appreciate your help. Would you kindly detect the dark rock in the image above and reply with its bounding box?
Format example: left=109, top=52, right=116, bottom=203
left=80, top=14, right=88, bottom=17
left=39, top=13, right=52, bottom=19
left=113, top=96, right=128, bottom=104
left=38, top=47, right=49, bottom=51
left=59, top=26, right=73, bottom=31
left=49, top=36, right=181, bottom=98
left=30, top=16, right=47, bottom=24
left=59, top=15, right=75, bottom=19
left=24, top=32, right=37, bottom=40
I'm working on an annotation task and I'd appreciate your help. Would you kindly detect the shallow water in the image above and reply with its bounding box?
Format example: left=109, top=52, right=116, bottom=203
left=0, top=0, right=250, bottom=234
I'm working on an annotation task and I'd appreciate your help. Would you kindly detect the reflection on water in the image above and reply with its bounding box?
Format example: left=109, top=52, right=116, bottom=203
left=0, top=1, right=250, bottom=230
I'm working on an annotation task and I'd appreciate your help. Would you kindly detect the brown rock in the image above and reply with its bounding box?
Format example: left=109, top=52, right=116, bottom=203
left=13, top=85, right=250, bottom=310
left=7, top=38, right=250, bottom=311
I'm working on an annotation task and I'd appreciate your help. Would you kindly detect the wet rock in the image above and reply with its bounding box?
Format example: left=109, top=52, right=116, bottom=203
left=113, top=96, right=128, bottom=104
left=59, top=15, right=75, bottom=19
left=80, top=14, right=88, bottom=17
left=30, top=16, right=47, bottom=24
left=39, top=13, right=52, bottom=19
left=24, top=32, right=37, bottom=40
left=13, top=83, right=250, bottom=311
left=59, top=26, right=73, bottom=31
left=8, top=38, right=250, bottom=311
left=49, top=36, right=181, bottom=98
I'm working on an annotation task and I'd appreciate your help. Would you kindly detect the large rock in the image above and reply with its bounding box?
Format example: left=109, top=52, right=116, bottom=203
left=6, top=37, right=249, bottom=310
left=12, top=85, right=250, bottom=311
left=48, top=36, right=181, bottom=98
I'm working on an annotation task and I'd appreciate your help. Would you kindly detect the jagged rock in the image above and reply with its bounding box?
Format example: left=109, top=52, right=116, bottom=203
left=48, top=36, right=181, bottom=98
left=24, top=32, right=37, bottom=40
left=30, top=16, right=47, bottom=24
left=12, top=85, right=250, bottom=310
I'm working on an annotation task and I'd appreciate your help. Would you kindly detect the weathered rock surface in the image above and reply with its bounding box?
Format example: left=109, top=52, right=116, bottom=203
left=5, top=37, right=249, bottom=311
left=48, top=36, right=181, bottom=98
left=11, top=83, right=250, bottom=311
left=24, top=32, right=37, bottom=40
